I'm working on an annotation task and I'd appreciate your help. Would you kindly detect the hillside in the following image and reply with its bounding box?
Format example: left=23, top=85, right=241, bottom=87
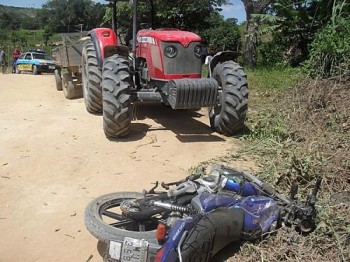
left=0, top=4, right=39, bottom=30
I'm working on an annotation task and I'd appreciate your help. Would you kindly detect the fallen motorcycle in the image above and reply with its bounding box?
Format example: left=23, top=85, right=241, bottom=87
left=84, top=166, right=321, bottom=262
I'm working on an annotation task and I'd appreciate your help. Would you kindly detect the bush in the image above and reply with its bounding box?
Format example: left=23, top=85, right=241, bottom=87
left=305, top=1, right=350, bottom=78
left=201, top=19, right=241, bottom=53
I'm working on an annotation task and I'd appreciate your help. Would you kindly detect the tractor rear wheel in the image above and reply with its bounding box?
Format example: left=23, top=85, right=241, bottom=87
left=82, top=39, right=102, bottom=113
left=209, top=61, right=248, bottom=135
left=102, top=54, right=132, bottom=138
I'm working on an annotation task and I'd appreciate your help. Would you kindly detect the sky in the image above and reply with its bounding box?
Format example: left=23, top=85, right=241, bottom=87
left=0, top=0, right=246, bottom=23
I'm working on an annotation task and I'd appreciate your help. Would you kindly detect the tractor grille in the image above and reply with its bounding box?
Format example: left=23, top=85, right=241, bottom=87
left=167, top=78, right=218, bottom=109
left=161, top=42, right=202, bottom=75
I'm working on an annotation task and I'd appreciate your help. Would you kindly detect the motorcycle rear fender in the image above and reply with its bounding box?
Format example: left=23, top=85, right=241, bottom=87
left=180, top=208, right=244, bottom=262
left=208, top=51, right=241, bottom=78
left=88, top=28, right=118, bottom=68
left=205, top=208, right=244, bottom=254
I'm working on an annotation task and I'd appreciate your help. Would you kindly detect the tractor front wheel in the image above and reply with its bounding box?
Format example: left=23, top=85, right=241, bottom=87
left=209, top=61, right=248, bottom=135
left=82, top=39, right=102, bottom=113
left=102, top=54, right=132, bottom=138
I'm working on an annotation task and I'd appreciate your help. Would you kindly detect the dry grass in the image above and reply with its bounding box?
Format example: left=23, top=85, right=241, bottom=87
left=197, top=74, right=350, bottom=262
left=231, top=77, right=350, bottom=261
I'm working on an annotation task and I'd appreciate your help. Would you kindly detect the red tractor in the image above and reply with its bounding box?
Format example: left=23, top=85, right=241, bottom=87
left=82, top=0, right=248, bottom=138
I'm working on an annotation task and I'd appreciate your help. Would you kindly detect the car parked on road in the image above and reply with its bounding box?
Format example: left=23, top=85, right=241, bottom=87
left=15, top=49, right=60, bottom=75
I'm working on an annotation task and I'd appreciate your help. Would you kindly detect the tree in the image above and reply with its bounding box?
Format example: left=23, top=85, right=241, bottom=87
left=11, top=32, right=19, bottom=47
left=256, top=0, right=350, bottom=66
left=241, top=0, right=272, bottom=67
left=103, top=0, right=229, bottom=31
left=38, top=0, right=106, bottom=33
left=103, top=0, right=231, bottom=49
left=305, top=0, right=350, bottom=77
left=0, top=8, right=21, bottom=30
left=43, top=26, right=53, bottom=46
left=201, top=15, right=241, bottom=52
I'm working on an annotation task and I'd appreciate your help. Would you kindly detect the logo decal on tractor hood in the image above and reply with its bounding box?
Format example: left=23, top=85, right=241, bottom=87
left=137, top=36, right=156, bottom=45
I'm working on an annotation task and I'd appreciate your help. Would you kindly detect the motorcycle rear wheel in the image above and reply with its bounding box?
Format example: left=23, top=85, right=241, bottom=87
left=84, top=192, right=160, bottom=244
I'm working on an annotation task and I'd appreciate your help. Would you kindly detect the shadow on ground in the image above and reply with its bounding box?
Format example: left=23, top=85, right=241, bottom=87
left=109, top=102, right=227, bottom=143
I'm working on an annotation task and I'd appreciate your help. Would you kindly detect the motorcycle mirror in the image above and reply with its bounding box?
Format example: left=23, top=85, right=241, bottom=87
left=290, top=181, right=298, bottom=200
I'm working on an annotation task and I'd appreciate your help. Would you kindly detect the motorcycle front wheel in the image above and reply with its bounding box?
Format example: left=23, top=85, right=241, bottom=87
left=84, top=192, right=160, bottom=244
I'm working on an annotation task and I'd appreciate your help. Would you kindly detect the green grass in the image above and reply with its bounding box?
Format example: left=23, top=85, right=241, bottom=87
left=194, top=65, right=349, bottom=261
left=0, top=29, right=64, bottom=55
left=247, top=66, right=304, bottom=91
left=239, top=66, right=305, bottom=183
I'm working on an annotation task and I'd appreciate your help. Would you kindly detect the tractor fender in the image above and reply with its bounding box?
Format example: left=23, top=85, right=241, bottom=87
left=88, top=28, right=118, bottom=69
left=208, top=51, right=241, bottom=77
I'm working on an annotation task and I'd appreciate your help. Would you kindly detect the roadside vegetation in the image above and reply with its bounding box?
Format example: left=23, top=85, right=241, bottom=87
left=196, top=3, right=350, bottom=258
left=194, top=66, right=349, bottom=261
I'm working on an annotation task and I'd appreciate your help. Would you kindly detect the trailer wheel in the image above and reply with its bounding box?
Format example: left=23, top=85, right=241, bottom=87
left=62, top=72, right=76, bottom=99
left=82, top=39, right=102, bottom=113
left=102, top=54, right=132, bottom=138
left=209, top=61, right=248, bottom=135
left=55, top=69, right=63, bottom=91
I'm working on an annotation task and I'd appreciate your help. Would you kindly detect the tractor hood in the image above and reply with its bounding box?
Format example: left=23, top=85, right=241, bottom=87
left=137, top=29, right=201, bottom=47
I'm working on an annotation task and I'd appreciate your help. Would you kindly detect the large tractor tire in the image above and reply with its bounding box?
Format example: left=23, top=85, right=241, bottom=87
left=54, top=69, right=62, bottom=91
left=62, top=72, right=76, bottom=99
left=102, top=54, right=132, bottom=138
left=82, top=39, right=102, bottom=113
left=209, top=61, right=248, bottom=135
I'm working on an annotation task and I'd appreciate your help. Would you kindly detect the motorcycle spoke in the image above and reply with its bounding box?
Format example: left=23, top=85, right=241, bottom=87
left=103, top=210, right=125, bottom=221
left=110, top=220, right=134, bottom=227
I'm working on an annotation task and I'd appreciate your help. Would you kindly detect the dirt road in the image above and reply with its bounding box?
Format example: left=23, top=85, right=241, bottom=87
left=0, top=73, right=254, bottom=261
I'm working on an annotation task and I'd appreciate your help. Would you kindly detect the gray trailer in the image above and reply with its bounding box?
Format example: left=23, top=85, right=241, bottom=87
left=52, top=32, right=88, bottom=99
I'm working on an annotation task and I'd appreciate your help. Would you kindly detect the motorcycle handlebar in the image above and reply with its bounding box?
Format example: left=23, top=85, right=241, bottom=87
left=161, top=172, right=202, bottom=190
left=186, top=173, right=202, bottom=181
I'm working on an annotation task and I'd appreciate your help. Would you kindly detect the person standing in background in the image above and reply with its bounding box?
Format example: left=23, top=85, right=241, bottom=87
left=12, top=48, right=21, bottom=73
left=0, top=47, right=7, bottom=74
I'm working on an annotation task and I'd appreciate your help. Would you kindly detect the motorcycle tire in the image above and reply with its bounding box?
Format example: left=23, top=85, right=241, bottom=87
left=84, top=192, right=160, bottom=244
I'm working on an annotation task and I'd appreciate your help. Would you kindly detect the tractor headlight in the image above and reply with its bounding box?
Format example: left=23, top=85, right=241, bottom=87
left=164, top=46, right=177, bottom=58
left=194, top=45, right=202, bottom=58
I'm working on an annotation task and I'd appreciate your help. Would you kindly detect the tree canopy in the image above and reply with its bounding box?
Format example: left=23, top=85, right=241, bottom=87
left=103, top=0, right=240, bottom=51
left=1, top=0, right=348, bottom=77
left=38, top=0, right=106, bottom=33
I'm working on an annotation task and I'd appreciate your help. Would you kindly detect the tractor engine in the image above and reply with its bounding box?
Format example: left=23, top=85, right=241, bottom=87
left=135, top=28, right=218, bottom=109
left=136, top=29, right=203, bottom=81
